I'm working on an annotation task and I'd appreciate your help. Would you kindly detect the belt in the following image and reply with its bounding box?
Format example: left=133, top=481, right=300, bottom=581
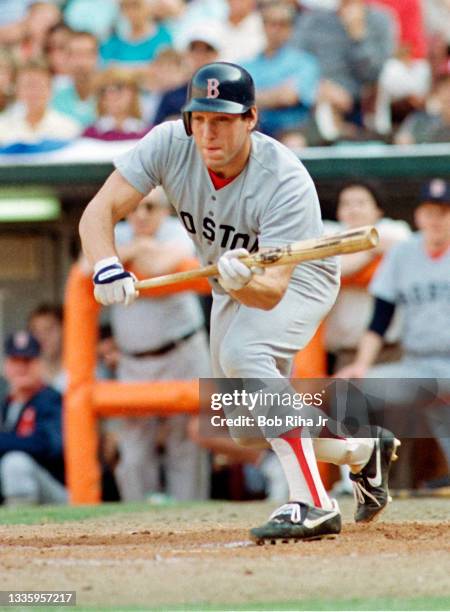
left=126, top=327, right=203, bottom=358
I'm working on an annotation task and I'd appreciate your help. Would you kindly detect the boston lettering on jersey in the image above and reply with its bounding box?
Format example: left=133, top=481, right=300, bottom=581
left=398, top=281, right=450, bottom=305
left=180, top=210, right=259, bottom=252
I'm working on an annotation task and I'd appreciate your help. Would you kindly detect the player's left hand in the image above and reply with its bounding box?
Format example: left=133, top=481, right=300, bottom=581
left=217, top=248, right=263, bottom=292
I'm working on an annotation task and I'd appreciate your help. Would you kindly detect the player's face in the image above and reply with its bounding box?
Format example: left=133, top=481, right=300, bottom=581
left=4, top=357, right=43, bottom=393
left=415, top=203, right=450, bottom=244
left=191, top=110, right=257, bottom=177
left=337, top=186, right=382, bottom=228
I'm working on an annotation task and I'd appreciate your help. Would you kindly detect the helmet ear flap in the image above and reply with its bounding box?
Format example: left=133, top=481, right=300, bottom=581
left=183, top=111, right=192, bottom=136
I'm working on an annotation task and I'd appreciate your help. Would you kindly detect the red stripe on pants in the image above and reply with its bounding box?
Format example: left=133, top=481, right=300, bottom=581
left=281, top=427, right=322, bottom=508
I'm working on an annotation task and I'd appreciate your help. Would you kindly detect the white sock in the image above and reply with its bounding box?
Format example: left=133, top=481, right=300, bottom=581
left=269, top=430, right=333, bottom=510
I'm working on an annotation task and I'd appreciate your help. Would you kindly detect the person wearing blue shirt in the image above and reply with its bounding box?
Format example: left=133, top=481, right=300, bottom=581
left=242, top=2, right=319, bottom=138
left=51, top=31, right=99, bottom=128
left=0, top=331, right=66, bottom=505
left=100, top=0, right=172, bottom=67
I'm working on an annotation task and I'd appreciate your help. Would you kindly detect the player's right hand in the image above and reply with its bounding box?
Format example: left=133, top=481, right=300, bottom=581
left=217, top=248, right=264, bottom=292
left=93, top=256, right=138, bottom=306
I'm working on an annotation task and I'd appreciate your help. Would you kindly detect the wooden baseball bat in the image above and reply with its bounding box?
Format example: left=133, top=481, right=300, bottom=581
left=135, top=225, right=379, bottom=290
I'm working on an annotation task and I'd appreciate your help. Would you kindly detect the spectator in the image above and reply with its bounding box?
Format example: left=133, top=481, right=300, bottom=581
left=220, top=0, right=266, bottom=63
left=336, top=179, right=450, bottom=488
left=324, top=182, right=411, bottom=371
left=19, top=2, right=62, bottom=62
left=368, top=0, right=430, bottom=136
left=110, top=188, right=211, bottom=502
left=158, top=0, right=227, bottom=50
left=295, top=0, right=397, bottom=128
left=0, top=59, right=81, bottom=146
left=97, top=323, right=121, bottom=381
left=0, top=49, right=16, bottom=113
left=373, top=48, right=431, bottom=136
left=395, top=74, right=450, bottom=144
left=51, top=30, right=99, bottom=128
left=242, top=2, right=320, bottom=138
left=63, top=0, right=120, bottom=42
left=83, top=67, right=149, bottom=141
left=0, top=331, right=66, bottom=506
left=100, top=0, right=172, bottom=69
left=368, top=0, right=427, bottom=60
left=43, top=23, right=72, bottom=90
left=422, top=0, right=450, bottom=80
left=28, top=303, right=66, bottom=393
left=140, top=48, right=185, bottom=125
left=0, top=0, right=30, bottom=46
left=153, top=24, right=221, bottom=126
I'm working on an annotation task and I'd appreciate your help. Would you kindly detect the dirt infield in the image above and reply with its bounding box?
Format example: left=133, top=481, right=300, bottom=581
left=0, top=498, right=449, bottom=610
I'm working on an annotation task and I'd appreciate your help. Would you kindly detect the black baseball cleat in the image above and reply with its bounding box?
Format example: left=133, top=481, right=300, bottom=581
left=350, top=427, right=401, bottom=523
left=249, top=500, right=341, bottom=545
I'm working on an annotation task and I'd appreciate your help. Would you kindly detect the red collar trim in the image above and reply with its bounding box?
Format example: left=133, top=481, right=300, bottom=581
left=208, top=168, right=239, bottom=190
left=426, top=245, right=450, bottom=260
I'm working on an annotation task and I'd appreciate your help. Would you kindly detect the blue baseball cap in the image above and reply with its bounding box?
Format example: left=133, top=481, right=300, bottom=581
left=5, top=331, right=41, bottom=359
left=420, top=179, right=450, bottom=205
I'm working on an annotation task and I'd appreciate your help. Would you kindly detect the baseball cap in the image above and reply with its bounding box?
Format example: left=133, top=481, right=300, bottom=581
left=420, top=179, right=450, bottom=205
left=183, top=22, right=224, bottom=52
left=5, top=331, right=41, bottom=359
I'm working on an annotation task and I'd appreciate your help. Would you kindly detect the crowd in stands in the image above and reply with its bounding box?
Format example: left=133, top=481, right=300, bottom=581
left=0, top=0, right=449, bottom=147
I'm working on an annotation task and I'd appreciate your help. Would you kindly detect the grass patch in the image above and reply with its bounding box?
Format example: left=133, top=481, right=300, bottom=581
left=39, top=596, right=450, bottom=611
left=152, top=595, right=450, bottom=611
left=0, top=500, right=229, bottom=526
left=0, top=501, right=157, bottom=525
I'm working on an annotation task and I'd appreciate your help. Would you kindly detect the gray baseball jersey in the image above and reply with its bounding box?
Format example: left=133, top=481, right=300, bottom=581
left=114, top=119, right=339, bottom=301
left=370, top=232, right=450, bottom=356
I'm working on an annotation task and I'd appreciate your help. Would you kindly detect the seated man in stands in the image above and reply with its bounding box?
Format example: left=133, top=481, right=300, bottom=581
left=295, top=0, right=396, bottom=132
left=395, top=74, right=450, bottom=144
left=0, top=331, right=66, bottom=505
left=51, top=30, right=99, bottom=128
left=242, top=1, right=320, bottom=138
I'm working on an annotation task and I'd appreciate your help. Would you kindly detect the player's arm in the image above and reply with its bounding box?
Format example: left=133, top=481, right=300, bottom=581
left=335, top=297, right=395, bottom=377
left=229, top=259, right=296, bottom=310
left=79, top=170, right=143, bottom=264
left=79, top=170, right=144, bottom=306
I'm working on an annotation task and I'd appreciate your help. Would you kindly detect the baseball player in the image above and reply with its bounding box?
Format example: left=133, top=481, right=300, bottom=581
left=111, top=187, right=211, bottom=502
left=79, top=62, right=399, bottom=542
left=337, top=179, right=450, bottom=485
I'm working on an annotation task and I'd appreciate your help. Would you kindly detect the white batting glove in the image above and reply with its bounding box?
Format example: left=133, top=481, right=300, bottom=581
left=217, top=248, right=263, bottom=292
left=93, top=256, right=138, bottom=306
